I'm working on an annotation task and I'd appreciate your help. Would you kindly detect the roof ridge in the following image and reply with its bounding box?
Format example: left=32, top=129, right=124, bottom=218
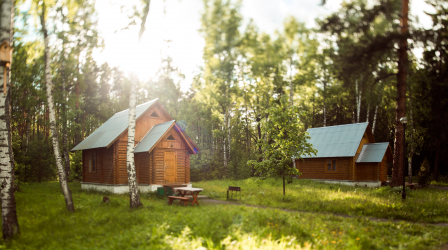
left=307, top=122, right=368, bottom=131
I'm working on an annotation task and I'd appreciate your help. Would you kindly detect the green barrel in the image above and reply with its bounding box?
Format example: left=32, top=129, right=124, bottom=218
left=157, top=187, right=165, bottom=196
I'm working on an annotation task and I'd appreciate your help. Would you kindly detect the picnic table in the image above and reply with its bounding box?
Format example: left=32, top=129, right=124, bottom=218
left=163, top=184, right=187, bottom=196
left=173, top=187, right=204, bottom=206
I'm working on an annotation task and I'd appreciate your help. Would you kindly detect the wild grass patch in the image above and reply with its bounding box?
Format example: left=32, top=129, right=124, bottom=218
left=2, top=181, right=448, bottom=249
left=197, top=178, right=448, bottom=223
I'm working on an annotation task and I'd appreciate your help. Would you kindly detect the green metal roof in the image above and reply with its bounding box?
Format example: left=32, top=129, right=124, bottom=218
left=134, top=120, right=175, bottom=153
left=356, top=143, right=389, bottom=163
left=302, top=122, right=369, bottom=158
left=71, top=99, right=158, bottom=151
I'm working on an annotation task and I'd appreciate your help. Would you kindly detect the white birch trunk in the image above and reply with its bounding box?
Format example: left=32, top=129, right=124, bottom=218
left=125, top=0, right=150, bottom=208
left=61, top=42, right=70, bottom=178
left=372, top=104, right=378, bottom=134
left=126, top=82, right=141, bottom=208
left=0, top=0, right=19, bottom=240
left=356, top=77, right=362, bottom=123
left=40, top=3, right=74, bottom=212
left=323, top=81, right=327, bottom=127
left=366, top=102, right=370, bottom=123
left=223, top=120, right=227, bottom=168
left=355, top=79, right=358, bottom=123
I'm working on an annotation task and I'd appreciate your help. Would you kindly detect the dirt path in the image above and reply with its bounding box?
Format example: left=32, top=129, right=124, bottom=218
left=201, top=198, right=448, bottom=228
left=429, top=185, right=448, bottom=191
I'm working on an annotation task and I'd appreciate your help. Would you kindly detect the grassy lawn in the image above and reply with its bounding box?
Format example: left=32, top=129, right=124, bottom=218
left=2, top=181, right=447, bottom=249
left=197, top=178, right=448, bottom=223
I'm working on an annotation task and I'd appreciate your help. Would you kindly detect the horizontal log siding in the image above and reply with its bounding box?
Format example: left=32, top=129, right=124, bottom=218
left=297, top=157, right=352, bottom=180
left=135, top=152, right=150, bottom=184
left=83, top=148, right=107, bottom=183
left=380, top=156, right=388, bottom=182
left=356, top=163, right=378, bottom=181
left=151, top=148, right=189, bottom=185
left=101, top=146, right=115, bottom=184
left=113, top=104, right=172, bottom=185
left=186, top=154, right=190, bottom=183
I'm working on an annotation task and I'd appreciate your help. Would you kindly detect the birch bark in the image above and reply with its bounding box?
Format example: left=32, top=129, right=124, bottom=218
left=40, top=3, right=74, bottom=212
left=125, top=0, right=151, bottom=208
left=0, top=0, right=19, bottom=240
left=61, top=40, right=70, bottom=178
left=323, top=81, right=327, bottom=127
left=126, top=81, right=141, bottom=208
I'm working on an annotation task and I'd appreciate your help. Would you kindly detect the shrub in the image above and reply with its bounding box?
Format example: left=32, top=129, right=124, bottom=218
left=418, top=158, right=432, bottom=186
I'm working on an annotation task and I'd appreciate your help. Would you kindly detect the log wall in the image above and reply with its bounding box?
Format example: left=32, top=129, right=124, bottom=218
left=114, top=104, right=172, bottom=185
left=355, top=163, right=378, bottom=181
left=380, top=155, right=388, bottom=182
left=297, top=157, right=352, bottom=180
left=82, top=146, right=115, bottom=184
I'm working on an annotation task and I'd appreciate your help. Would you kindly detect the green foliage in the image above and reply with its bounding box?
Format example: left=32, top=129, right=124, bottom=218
left=248, top=96, right=316, bottom=195
left=418, top=158, right=432, bottom=186
left=198, top=178, right=448, bottom=223
left=4, top=182, right=448, bottom=249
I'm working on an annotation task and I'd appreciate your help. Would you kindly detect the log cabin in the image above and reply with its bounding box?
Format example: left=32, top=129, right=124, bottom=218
left=295, top=122, right=392, bottom=187
left=71, top=99, right=199, bottom=193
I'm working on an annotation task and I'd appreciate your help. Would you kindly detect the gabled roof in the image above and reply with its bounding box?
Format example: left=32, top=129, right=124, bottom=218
left=71, top=99, right=160, bottom=151
left=356, top=143, right=392, bottom=163
left=134, top=120, right=175, bottom=153
left=302, top=122, right=370, bottom=158
left=134, top=120, right=197, bottom=154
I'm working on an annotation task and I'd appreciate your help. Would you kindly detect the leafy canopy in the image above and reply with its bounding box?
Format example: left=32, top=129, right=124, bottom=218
left=248, top=96, right=317, bottom=178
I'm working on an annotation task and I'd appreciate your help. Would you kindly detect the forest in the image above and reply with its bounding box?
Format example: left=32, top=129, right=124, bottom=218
left=8, top=0, right=448, bottom=186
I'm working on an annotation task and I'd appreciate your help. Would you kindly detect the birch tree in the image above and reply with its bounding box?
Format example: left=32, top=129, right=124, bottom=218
left=0, top=0, right=19, bottom=240
left=40, top=2, right=74, bottom=212
left=126, top=0, right=151, bottom=208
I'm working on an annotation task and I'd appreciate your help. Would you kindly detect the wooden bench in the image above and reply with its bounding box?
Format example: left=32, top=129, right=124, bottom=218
left=227, top=186, right=241, bottom=200
left=168, top=196, right=190, bottom=206
left=406, top=183, right=419, bottom=190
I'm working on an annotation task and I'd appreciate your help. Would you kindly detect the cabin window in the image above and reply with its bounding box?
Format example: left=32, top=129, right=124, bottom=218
left=167, top=134, right=175, bottom=140
left=326, top=160, right=336, bottom=171
left=150, top=111, right=159, bottom=117
left=89, top=152, right=96, bottom=172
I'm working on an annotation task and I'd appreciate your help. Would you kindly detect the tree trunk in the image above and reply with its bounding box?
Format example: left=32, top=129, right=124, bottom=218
left=227, top=110, right=231, bottom=164
left=366, top=103, right=370, bottom=123
left=356, top=77, right=363, bottom=123
left=0, top=0, right=20, bottom=240
left=41, top=3, right=75, bottom=212
left=289, top=63, right=294, bottom=106
left=408, top=85, right=415, bottom=184
left=61, top=41, right=70, bottom=179
left=223, top=110, right=227, bottom=169
left=126, top=81, right=142, bottom=208
left=391, top=0, right=408, bottom=187
left=433, top=139, right=440, bottom=181
left=323, top=81, right=327, bottom=127
left=125, top=0, right=150, bottom=208
left=283, top=174, right=286, bottom=196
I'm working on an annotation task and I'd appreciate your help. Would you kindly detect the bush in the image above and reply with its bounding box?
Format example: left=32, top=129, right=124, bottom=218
left=418, top=158, right=432, bottom=186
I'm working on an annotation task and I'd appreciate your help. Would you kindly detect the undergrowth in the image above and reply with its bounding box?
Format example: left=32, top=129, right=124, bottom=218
left=1, top=181, right=447, bottom=249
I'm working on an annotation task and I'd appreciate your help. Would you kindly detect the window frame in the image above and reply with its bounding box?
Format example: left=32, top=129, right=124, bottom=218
left=324, top=159, right=337, bottom=172
left=89, top=151, right=97, bottom=173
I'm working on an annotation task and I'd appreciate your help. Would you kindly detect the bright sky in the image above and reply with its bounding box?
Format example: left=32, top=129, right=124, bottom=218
left=93, top=0, right=434, bottom=92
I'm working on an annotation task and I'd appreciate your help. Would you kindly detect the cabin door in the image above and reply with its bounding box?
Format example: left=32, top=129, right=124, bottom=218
left=164, top=152, right=177, bottom=183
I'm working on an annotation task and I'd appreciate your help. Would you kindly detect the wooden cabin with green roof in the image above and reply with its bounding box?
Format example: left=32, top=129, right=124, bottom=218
left=295, top=122, right=392, bottom=187
left=71, top=99, right=198, bottom=193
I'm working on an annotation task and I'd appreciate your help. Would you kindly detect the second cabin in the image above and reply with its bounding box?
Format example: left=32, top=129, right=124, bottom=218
left=295, top=122, right=392, bottom=187
left=71, top=99, right=199, bottom=193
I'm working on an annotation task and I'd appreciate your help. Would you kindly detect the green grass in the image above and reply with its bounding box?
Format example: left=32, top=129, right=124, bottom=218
left=197, top=178, right=448, bottom=223
left=430, top=176, right=448, bottom=187
left=2, top=181, right=448, bottom=249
